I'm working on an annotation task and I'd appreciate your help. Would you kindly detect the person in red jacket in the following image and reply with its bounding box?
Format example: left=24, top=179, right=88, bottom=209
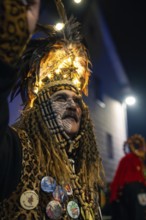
left=110, top=134, right=146, bottom=220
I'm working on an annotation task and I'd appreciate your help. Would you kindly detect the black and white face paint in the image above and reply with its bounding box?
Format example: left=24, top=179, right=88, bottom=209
left=50, top=90, right=82, bottom=138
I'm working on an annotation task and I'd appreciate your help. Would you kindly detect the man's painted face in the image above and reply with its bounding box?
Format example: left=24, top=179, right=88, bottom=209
left=51, top=90, right=82, bottom=138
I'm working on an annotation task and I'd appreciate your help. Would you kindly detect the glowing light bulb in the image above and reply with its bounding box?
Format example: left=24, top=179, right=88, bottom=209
left=55, top=23, right=64, bottom=31
left=33, top=88, right=38, bottom=94
left=125, top=96, right=136, bottom=106
left=67, top=57, right=72, bottom=64
left=74, top=0, right=82, bottom=3
left=55, top=69, right=60, bottom=74
left=73, top=78, right=80, bottom=85
left=48, top=73, right=52, bottom=79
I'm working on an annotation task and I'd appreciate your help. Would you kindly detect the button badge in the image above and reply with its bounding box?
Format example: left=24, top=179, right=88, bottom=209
left=46, top=200, right=62, bottom=219
left=41, top=176, right=56, bottom=193
left=20, top=190, right=39, bottom=210
left=67, top=201, right=80, bottom=219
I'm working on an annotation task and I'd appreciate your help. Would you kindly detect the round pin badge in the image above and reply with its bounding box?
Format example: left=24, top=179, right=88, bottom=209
left=20, top=190, right=39, bottom=210
left=53, top=185, right=68, bottom=203
left=64, top=183, right=73, bottom=196
left=67, top=201, right=80, bottom=219
left=46, top=200, right=62, bottom=219
left=41, top=176, right=56, bottom=193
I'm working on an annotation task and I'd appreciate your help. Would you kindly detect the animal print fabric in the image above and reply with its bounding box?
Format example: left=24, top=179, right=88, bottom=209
left=0, top=129, right=51, bottom=219
left=0, top=129, right=86, bottom=220
left=0, top=1, right=29, bottom=65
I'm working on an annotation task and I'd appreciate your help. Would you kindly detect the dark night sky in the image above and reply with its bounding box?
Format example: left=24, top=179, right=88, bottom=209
left=99, top=0, right=146, bottom=138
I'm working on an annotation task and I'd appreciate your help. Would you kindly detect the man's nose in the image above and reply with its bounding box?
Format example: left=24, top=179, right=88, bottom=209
left=67, top=98, right=76, bottom=108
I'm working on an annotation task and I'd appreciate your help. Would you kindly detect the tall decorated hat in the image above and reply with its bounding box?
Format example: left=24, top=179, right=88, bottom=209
left=12, top=0, right=91, bottom=107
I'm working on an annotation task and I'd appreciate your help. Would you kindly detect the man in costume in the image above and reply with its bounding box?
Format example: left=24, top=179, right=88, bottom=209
left=110, top=134, right=146, bottom=220
left=0, top=0, right=104, bottom=219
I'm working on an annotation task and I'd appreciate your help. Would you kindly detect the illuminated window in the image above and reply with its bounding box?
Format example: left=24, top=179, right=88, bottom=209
left=106, top=133, right=114, bottom=159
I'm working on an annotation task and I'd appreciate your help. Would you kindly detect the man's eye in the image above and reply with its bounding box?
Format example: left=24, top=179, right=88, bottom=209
left=73, top=98, right=82, bottom=106
left=56, top=96, right=66, bottom=102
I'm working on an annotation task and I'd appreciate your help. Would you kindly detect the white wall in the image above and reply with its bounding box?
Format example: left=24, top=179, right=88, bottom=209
left=89, top=95, right=126, bottom=182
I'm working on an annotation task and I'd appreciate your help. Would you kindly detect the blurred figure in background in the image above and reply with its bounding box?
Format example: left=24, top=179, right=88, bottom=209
left=110, top=134, right=146, bottom=220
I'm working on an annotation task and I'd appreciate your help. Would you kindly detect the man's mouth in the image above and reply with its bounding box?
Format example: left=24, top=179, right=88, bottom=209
left=62, top=112, right=78, bottom=122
